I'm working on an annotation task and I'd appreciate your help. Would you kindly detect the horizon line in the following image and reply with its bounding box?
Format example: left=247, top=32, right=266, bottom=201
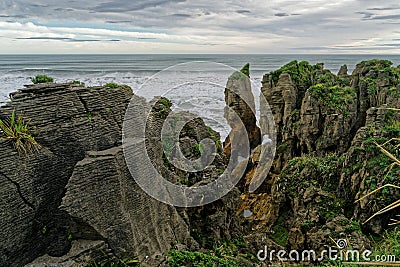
left=1, top=53, right=400, bottom=56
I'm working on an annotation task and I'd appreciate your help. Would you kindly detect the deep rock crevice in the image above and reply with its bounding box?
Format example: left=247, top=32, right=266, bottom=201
left=0, top=170, right=35, bottom=210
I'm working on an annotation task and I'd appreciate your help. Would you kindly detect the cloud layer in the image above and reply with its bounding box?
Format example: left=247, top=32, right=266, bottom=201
left=0, top=0, right=399, bottom=53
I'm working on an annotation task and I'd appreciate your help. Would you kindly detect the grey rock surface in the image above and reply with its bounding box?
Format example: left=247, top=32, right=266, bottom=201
left=61, top=146, right=195, bottom=260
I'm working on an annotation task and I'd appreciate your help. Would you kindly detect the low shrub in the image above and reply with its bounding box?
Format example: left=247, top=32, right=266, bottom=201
left=31, top=74, right=54, bottom=84
left=105, top=83, right=119, bottom=88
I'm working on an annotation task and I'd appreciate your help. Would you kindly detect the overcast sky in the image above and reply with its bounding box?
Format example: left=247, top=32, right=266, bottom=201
left=0, top=0, right=399, bottom=54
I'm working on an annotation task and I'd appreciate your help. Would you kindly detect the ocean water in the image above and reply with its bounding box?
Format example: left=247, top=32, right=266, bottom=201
left=1, top=54, right=399, bottom=138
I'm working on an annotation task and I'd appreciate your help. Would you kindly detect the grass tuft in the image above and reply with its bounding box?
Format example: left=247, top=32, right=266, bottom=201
left=0, top=109, right=41, bottom=155
left=357, top=137, right=400, bottom=224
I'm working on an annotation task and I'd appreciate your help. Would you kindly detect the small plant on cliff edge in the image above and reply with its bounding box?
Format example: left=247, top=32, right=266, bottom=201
left=357, top=136, right=400, bottom=224
left=87, top=112, right=93, bottom=124
left=0, top=109, right=41, bottom=155
left=240, top=63, right=250, bottom=78
left=70, top=80, right=85, bottom=86
left=31, top=74, right=54, bottom=84
left=105, top=83, right=119, bottom=89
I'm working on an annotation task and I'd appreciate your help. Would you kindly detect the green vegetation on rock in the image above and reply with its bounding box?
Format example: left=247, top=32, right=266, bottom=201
left=369, top=229, right=400, bottom=262
left=357, top=59, right=393, bottom=69
left=87, top=112, right=93, bottom=124
left=193, top=143, right=204, bottom=157
left=167, top=250, right=240, bottom=267
left=240, top=63, right=250, bottom=78
left=70, top=80, right=85, bottom=86
left=105, top=83, right=119, bottom=88
left=308, top=84, right=356, bottom=115
left=31, top=74, right=54, bottom=84
left=270, top=213, right=289, bottom=247
left=159, top=97, right=172, bottom=108
left=0, top=109, right=41, bottom=155
left=263, top=60, right=316, bottom=89
left=167, top=237, right=252, bottom=267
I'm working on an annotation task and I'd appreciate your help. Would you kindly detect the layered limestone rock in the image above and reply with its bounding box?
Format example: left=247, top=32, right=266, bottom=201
left=260, top=60, right=399, bottom=177
left=224, top=68, right=261, bottom=159
left=222, top=65, right=277, bottom=196
left=244, top=60, right=400, bottom=255
left=1, top=59, right=399, bottom=266
left=0, top=83, right=133, bottom=266
left=261, top=72, right=298, bottom=173
left=1, top=82, right=246, bottom=266
left=1, top=83, right=212, bottom=266
left=338, top=106, right=400, bottom=234
left=61, top=147, right=195, bottom=260
left=25, top=240, right=110, bottom=267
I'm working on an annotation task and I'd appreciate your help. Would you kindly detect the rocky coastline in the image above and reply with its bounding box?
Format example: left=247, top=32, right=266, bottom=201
left=0, top=59, right=399, bottom=266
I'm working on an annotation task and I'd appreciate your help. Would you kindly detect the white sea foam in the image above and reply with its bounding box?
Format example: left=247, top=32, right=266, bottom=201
left=1, top=54, right=399, bottom=135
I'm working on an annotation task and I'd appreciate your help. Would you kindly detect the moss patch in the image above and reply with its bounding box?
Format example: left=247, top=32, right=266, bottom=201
left=270, top=214, right=289, bottom=247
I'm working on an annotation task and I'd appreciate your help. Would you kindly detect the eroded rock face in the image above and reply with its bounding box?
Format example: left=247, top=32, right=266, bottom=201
left=0, top=82, right=244, bottom=266
left=338, top=64, right=348, bottom=77
left=338, top=107, right=400, bottom=234
left=0, top=83, right=133, bottom=266
left=61, top=147, right=195, bottom=260
left=246, top=60, right=400, bottom=254
left=261, top=61, right=360, bottom=174
left=224, top=70, right=261, bottom=159
left=25, top=240, right=110, bottom=267
left=2, top=59, right=399, bottom=266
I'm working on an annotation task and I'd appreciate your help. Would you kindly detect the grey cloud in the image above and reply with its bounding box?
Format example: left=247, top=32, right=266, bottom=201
left=382, top=43, right=400, bottom=47
left=169, top=13, right=192, bottom=18
left=292, top=46, right=327, bottom=50
left=380, top=22, right=400, bottom=25
left=369, top=14, right=400, bottom=20
left=106, top=20, right=133, bottom=24
left=0, top=14, right=26, bottom=18
left=329, top=46, right=396, bottom=50
left=16, top=37, right=71, bottom=40
left=16, top=37, right=121, bottom=42
left=54, top=8, right=74, bottom=12
left=367, top=7, right=400, bottom=11
left=30, top=3, right=49, bottom=8
left=2, top=0, right=400, bottom=53
left=356, top=11, right=374, bottom=19
left=92, top=0, right=186, bottom=12
left=275, top=13, right=289, bottom=17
